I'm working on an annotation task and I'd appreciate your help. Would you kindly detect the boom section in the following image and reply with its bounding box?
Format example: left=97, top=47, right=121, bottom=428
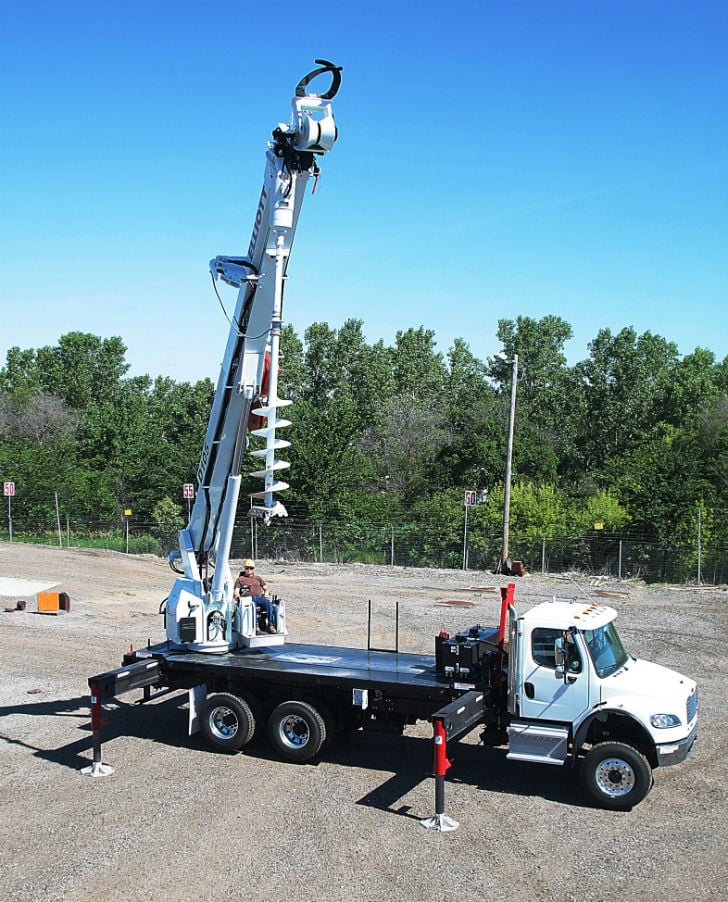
left=166, top=61, right=341, bottom=653
left=190, top=61, right=340, bottom=558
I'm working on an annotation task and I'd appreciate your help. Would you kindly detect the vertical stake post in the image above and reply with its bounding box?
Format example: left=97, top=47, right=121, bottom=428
left=496, top=583, right=516, bottom=704
left=462, top=503, right=469, bottom=570
left=55, top=492, right=62, bottom=546
left=618, top=539, right=623, bottom=580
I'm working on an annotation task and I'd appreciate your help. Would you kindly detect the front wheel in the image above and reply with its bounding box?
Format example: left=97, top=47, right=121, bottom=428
left=200, top=693, right=256, bottom=753
left=268, top=700, right=326, bottom=762
left=581, top=741, right=653, bottom=810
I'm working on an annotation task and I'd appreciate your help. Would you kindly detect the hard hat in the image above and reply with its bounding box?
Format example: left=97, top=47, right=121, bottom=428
left=243, top=559, right=255, bottom=568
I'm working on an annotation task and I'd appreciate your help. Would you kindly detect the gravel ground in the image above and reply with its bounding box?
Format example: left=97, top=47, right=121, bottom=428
left=1, top=542, right=726, bottom=902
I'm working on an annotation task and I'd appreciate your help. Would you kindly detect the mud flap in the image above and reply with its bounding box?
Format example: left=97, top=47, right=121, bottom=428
left=189, top=684, right=207, bottom=735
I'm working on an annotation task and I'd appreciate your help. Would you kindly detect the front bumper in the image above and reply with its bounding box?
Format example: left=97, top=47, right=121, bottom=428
left=656, top=722, right=697, bottom=767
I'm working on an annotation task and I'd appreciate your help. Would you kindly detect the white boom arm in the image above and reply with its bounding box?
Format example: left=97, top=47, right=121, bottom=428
left=165, top=60, right=341, bottom=652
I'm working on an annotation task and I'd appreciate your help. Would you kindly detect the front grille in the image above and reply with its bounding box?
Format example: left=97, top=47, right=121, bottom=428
left=687, top=687, right=698, bottom=724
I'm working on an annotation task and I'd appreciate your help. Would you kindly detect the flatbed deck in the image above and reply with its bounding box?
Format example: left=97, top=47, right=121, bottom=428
left=122, top=640, right=455, bottom=702
left=86, top=626, right=500, bottom=782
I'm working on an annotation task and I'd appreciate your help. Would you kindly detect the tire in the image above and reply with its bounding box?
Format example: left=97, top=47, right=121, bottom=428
left=200, top=693, right=256, bottom=753
left=581, top=741, right=653, bottom=810
left=268, top=700, right=327, bottom=762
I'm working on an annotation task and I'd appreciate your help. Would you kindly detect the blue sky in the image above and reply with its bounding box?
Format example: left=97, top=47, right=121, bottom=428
left=1, top=1, right=727, bottom=384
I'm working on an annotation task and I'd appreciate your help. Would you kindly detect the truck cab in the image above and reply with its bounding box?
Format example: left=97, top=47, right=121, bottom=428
left=505, top=599, right=698, bottom=808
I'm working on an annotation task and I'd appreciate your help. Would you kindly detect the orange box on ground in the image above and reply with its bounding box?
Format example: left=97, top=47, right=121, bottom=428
left=37, top=591, right=71, bottom=614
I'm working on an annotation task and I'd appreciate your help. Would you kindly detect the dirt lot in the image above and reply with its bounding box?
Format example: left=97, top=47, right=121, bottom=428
left=1, top=542, right=726, bottom=902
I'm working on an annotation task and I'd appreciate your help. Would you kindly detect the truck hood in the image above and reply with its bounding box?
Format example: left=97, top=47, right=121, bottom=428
left=600, top=657, right=697, bottom=738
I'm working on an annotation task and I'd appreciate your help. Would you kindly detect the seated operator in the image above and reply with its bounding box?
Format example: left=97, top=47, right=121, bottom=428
left=233, top=559, right=277, bottom=633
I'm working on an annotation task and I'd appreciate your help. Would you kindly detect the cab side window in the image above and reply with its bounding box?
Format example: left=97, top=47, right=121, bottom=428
left=532, top=628, right=559, bottom=668
left=531, top=628, right=582, bottom=673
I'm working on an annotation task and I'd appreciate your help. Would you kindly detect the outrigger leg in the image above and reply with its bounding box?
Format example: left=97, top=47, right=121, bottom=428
left=80, top=681, right=114, bottom=777
left=420, top=717, right=459, bottom=831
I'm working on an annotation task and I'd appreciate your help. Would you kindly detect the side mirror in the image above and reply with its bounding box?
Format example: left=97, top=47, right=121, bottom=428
left=554, top=637, right=567, bottom=681
left=554, top=636, right=566, bottom=667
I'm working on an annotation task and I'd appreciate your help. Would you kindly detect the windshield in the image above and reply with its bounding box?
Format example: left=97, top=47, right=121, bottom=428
left=584, top=622, right=629, bottom=678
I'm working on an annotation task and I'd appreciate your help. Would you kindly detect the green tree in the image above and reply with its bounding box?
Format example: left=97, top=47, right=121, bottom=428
left=283, top=320, right=388, bottom=519
left=393, top=327, right=447, bottom=400
left=490, top=315, right=575, bottom=486
left=36, top=332, right=130, bottom=409
left=152, top=496, right=185, bottom=554
left=429, top=339, right=501, bottom=492
left=492, top=315, right=573, bottom=409
left=573, top=327, right=679, bottom=476
left=569, top=489, right=631, bottom=534
left=0, top=347, right=43, bottom=401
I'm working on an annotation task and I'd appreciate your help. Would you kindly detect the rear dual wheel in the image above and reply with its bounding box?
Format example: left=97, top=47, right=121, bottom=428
left=200, top=693, right=256, bottom=752
left=268, top=700, right=327, bottom=762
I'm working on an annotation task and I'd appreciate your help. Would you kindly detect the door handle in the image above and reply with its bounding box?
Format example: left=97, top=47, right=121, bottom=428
left=524, top=682, right=535, bottom=699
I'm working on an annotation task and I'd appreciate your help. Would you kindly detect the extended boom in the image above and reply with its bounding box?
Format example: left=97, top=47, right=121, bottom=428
left=165, top=61, right=341, bottom=652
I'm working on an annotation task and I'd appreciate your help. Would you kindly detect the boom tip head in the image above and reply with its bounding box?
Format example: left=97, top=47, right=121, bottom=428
left=295, top=60, right=343, bottom=100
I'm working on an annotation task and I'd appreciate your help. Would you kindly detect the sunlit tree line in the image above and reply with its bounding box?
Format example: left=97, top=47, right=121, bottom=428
left=1, top=317, right=726, bottom=563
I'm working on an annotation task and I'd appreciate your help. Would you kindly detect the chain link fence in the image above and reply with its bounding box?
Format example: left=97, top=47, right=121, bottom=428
left=241, top=519, right=727, bottom=585
left=3, top=513, right=723, bottom=585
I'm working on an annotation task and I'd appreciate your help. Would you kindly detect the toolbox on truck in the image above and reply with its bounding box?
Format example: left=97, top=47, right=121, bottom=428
left=435, top=625, right=499, bottom=680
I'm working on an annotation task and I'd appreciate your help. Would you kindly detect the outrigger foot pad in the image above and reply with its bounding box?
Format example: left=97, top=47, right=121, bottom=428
left=81, top=761, right=115, bottom=778
left=420, top=813, right=459, bottom=832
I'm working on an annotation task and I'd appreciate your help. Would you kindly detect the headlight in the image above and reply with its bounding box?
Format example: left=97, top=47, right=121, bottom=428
left=650, top=713, right=682, bottom=729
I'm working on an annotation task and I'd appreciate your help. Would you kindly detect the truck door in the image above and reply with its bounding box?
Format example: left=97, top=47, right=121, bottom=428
left=518, top=627, right=590, bottom=722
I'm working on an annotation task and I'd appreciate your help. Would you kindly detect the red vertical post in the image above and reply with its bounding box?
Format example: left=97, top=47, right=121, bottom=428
left=433, top=719, right=450, bottom=786
left=498, top=582, right=516, bottom=643
left=496, top=583, right=516, bottom=705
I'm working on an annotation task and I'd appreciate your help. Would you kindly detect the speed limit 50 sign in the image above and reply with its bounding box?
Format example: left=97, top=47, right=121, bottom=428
left=3, top=482, right=15, bottom=497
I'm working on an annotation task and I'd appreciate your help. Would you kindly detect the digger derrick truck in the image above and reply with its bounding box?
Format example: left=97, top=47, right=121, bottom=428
left=90, top=585, right=697, bottom=813
left=86, top=63, right=697, bottom=819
